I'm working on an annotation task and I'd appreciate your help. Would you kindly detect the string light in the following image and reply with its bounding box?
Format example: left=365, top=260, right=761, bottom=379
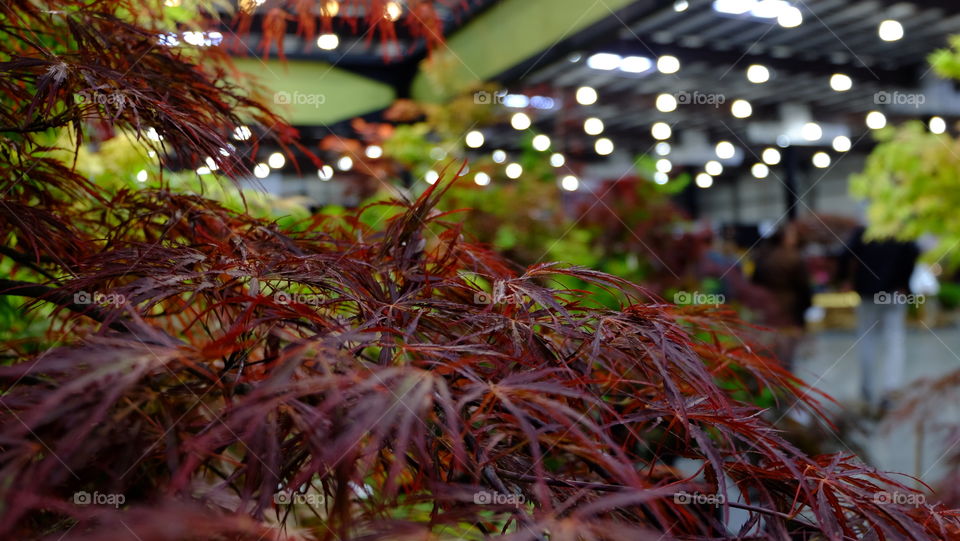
left=561, top=175, right=579, bottom=191
left=752, top=163, right=769, bottom=179
left=595, top=138, right=614, bottom=156
left=465, top=131, right=484, bottom=148
left=532, top=134, right=551, bottom=151
left=576, top=86, right=598, bottom=105
left=511, top=112, right=531, bottom=130
left=317, top=34, right=339, bottom=50
left=832, top=135, right=852, bottom=152
left=317, top=165, right=334, bottom=180
left=762, top=148, right=781, bottom=165
left=584, top=117, right=604, bottom=135
left=267, top=152, right=285, bottom=169
left=652, top=122, right=672, bottom=140
left=731, top=99, right=752, bottom=118
left=747, top=64, right=770, bottom=84
left=930, top=117, right=947, bottom=134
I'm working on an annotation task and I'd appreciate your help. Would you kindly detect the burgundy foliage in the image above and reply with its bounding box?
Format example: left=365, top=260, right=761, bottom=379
left=1, top=0, right=959, bottom=539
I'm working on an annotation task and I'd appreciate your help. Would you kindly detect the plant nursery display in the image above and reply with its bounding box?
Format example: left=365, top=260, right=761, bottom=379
left=3, top=0, right=960, bottom=539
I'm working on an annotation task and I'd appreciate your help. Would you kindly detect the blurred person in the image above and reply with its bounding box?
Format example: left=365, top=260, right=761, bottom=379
left=838, top=226, right=920, bottom=414
left=751, top=222, right=812, bottom=370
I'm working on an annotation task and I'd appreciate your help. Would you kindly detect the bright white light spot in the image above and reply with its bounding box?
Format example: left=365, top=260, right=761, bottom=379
left=695, top=173, right=714, bottom=188
left=561, top=175, right=579, bottom=191
left=751, top=0, right=789, bottom=19
left=656, top=142, right=671, bottom=156
left=511, top=112, right=531, bottom=130
left=584, top=117, right=605, bottom=135
left=317, top=165, right=334, bottom=180
left=550, top=153, right=565, bottom=167
left=425, top=170, right=439, bottom=184
left=930, top=116, right=947, bottom=134
left=384, top=1, right=402, bottom=21
left=465, top=131, right=484, bottom=148
left=674, top=0, right=689, bottom=12
left=778, top=5, right=803, bottom=28
left=801, top=122, right=823, bottom=141
left=337, top=156, right=353, bottom=171
left=747, top=64, right=770, bottom=84
left=830, top=73, right=852, bottom=92
left=321, top=0, right=339, bottom=16
left=474, top=172, right=491, bottom=186
left=146, top=127, right=163, bottom=141
left=731, top=99, right=752, bottom=118
left=654, top=172, right=669, bottom=184
left=620, top=56, right=653, bottom=73
left=233, top=126, right=251, bottom=140
left=705, top=160, right=723, bottom=176
left=832, top=135, right=851, bottom=152
left=866, top=111, right=887, bottom=130
left=365, top=145, right=383, bottom=158
left=656, top=93, right=678, bottom=112
left=204, top=157, right=218, bottom=170
left=879, top=20, right=903, bottom=42
left=268, top=152, right=285, bottom=169
left=136, top=169, right=148, bottom=182
left=492, top=150, right=507, bottom=163
left=503, top=94, right=529, bottom=108
left=219, top=146, right=232, bottom=157
left=532, top=134, right=551, bottom=151
left=752, top=163, right=769, bottom=179
left=656, top=158, right=672, bottom=173
left=253, top=163, right=270, bottom=178
left=713, top=0, right=752, bottom=15
left=595, top=138, right=614, bottom=156
left=505, top=163, right=523, bottom=179
left=762, top=147, right=781, bottom=165
left=652, top=122, right=672, bottom=140
left=196, top=166, right=212, bottom=175
left=587, top=53, right=622, bottom=71
left=317, top=33, right=339, bottom=50
left=715, top=141, right=736, bottom=160
left=657, top=55, right=680, bottom=74
left=812, top=151, right=831, bottom=168
left=576, top=86, right=598, bottom=105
